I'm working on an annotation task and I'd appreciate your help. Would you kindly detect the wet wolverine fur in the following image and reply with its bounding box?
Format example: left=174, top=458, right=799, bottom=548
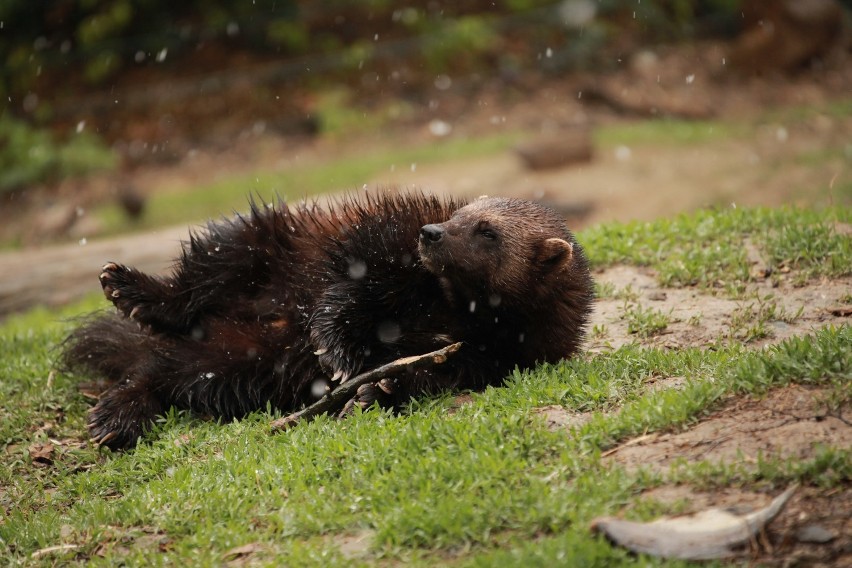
left=63, top=191, right=594, bottom=449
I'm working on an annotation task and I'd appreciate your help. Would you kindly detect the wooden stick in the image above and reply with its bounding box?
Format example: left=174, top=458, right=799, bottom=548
left=270, top=342, right=462, bottom=431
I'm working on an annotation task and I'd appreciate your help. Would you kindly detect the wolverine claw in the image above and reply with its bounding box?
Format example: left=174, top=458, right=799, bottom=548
left=338, top=398, right=356, bottom=417
left=330, top=369, right=344, bottom=382
left=96, top=431, right=118, bottom=447
left=313, top=347, right=328, bottom=356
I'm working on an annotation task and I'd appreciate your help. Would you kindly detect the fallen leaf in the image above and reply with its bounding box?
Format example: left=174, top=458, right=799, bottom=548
left=29, top=442, right=55, bottom=465
left=591, top=485, right=797, bottom=560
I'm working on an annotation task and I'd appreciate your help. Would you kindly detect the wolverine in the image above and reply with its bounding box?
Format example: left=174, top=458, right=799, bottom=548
left=62, top=191, right=594, bottom=449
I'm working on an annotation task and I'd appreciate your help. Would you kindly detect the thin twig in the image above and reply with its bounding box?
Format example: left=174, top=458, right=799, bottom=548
left=270, top=342, right=462, bottom=431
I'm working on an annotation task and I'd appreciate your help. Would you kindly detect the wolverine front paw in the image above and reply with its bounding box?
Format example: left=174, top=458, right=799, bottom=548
left=338, top=378, right=396, bottom=417
left=99, top=262, right=147, bottom=321
left=312, top=341, right=357, bottom=384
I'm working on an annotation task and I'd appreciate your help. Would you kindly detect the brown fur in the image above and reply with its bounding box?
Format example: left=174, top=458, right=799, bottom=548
left=62, top=191, right=594, bottom=449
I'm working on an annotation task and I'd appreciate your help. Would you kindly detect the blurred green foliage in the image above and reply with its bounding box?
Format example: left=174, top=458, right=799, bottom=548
left=0, top=116, right=116, bottom=194
left=0, top=1, right=741, bottom=190
left=0, top=1, right=743, bottom=106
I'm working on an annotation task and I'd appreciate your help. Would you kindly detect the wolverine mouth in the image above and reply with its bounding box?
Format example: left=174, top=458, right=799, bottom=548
left=418, top=223, right=447, bottom=274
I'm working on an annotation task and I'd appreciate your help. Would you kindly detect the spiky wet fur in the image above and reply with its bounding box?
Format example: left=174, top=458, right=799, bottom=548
left=62, top=191, right=594, bottom=449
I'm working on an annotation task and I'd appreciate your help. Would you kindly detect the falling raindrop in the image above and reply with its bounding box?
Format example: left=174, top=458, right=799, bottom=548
left=348, top=259, right=367, bottom=280
left=615, top=145, right=632, bottom=161
left=311, top=378, right=331, bottom=398
left=76, top=121, right=86, bottom=133
left=434, top=75, right=452, bottom=90
left=429, top=120, right=452, bottom=137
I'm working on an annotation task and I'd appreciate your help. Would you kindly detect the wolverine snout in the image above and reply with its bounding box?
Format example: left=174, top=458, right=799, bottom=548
left=419, top=224, right=445, bottom=244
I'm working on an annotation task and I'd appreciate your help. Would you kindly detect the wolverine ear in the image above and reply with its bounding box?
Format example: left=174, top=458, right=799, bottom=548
left=536, top=238, right=574, bottom=270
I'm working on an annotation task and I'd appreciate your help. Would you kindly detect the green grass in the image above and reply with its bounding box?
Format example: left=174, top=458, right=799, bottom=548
left=619, top=302, right=672, bottom=338
left=595, top=119, right=746, bottom=148
left=1, top=207, right=850, bottom=566
left=582, top=205, right=852, bottom=294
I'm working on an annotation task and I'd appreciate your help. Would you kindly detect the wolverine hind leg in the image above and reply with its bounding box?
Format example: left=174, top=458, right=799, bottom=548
left=88, top=374, right=166, bottom=449
left=99, top=262, right=179, bottom=331
left=62, top=315, right=168, bottom=449
left=98, top=208, right=283, bottom=335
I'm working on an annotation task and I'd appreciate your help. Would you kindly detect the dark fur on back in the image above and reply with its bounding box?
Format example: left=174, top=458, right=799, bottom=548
left=62, top=190, right=594, bottom=449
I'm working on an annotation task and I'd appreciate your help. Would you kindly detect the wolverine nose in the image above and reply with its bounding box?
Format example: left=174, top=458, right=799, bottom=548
left=420, top=224, right=445, bottom=244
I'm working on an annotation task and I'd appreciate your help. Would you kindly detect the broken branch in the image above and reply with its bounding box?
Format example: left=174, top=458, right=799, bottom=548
left=270, top=342, right=462, bottom=431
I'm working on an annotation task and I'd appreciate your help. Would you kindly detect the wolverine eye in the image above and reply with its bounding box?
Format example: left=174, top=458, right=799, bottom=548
left=477, top=222, right=498, bottom=240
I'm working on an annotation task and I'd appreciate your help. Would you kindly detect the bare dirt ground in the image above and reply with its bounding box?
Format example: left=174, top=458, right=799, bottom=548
left=536, top=382, right=851, bottom=567
left=609, top=385, right=851, bottom=567
left=588, top=266, right=852, bottom=351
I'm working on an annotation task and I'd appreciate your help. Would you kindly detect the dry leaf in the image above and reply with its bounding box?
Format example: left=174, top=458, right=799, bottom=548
left=29, top=442, right=55, bottom=465
left=591, top=485, right=797, bottom=560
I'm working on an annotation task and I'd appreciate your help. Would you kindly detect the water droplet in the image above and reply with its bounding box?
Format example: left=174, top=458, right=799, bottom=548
left=429, top=119, right=452, bottom=137
left=156, top=48, right=168, bottom=62
left=469, top=300, right=477, bottom=313
left=348, top=259, right=367, bottom=280
left=488, top=294, right=502, bottom=307
left=434, top=74, right=452, bottom=90
left=311, top=378, right=331, bottom=398
left=78, top=238, right=87, bottom=246
left=685, top=74, right=695, bottom=84
left=615, top=145, right=632, bottom=161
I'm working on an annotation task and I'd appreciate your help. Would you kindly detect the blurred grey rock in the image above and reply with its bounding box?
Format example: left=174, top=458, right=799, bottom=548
left=515, top=127, right=593, bottom=171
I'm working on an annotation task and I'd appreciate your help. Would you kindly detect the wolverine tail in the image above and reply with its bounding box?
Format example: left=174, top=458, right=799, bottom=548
left=61, top=313, right=148, bottom=380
